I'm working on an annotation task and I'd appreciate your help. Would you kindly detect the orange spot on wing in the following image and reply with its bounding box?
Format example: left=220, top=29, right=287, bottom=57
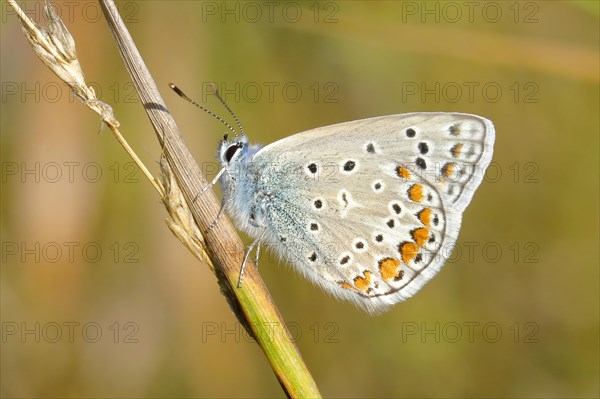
left=451, top=143, right=463, bottom=157
left=396, top=166, right=411, bottom=179
left=354, top=271, right=372, bottom=292
left=408, top=184, right=424, bottom=202
left=450, top=124, right=461, bottom=136
left=379, top=258, right=403, bottom=281
left=399, top=242, right=419, bottom=264
left=339, top=282, right=355, bottom=291
left=442, top=162, right=456, bottom=178
left=418, top=208, right=432, bottom=227
left=411, top=228, right=429, bottom=247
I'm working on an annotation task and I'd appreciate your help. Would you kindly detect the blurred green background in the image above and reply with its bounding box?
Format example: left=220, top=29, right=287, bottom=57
left=1, top=1, right=598, bottom=398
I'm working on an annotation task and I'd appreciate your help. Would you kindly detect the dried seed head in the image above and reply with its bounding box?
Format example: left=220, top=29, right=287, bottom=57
left=11, top=0, right=117, bottom=126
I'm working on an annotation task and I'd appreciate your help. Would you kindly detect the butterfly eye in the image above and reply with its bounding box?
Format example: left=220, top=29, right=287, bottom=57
left=225, top=143, right=241, bottom=162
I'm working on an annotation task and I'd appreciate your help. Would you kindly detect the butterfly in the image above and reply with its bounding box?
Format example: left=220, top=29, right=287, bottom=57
left=171, top=85, right=495, bottom=314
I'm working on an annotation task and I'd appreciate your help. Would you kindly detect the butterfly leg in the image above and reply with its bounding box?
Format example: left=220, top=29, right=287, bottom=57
left=205, top=198, right=227, bottom=233
left=193, top=167, right=226, bottom=203
left=237, top=232, right=265, bottom=288
left=237, top=238, right=258, bottom=288
left=254, top=244, right=261, bottom=271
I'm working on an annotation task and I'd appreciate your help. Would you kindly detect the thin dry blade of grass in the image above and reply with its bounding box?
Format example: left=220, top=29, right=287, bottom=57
left=9, top=0, right=321, bottom=396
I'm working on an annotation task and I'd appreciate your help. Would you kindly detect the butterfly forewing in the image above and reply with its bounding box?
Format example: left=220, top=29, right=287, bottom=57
left=248, top=113, right=494, bottom=313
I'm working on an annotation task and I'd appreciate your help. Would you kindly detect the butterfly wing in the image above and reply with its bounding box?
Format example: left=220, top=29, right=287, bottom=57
left=249, top=113, right=495, bottom=313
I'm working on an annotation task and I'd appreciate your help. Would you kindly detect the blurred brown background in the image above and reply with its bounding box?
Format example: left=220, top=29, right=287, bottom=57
left=1, top=1, right=598, bottom=398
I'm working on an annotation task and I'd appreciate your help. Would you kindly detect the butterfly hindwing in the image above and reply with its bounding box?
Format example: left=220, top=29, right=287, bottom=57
left=239, top=113, right=494, bottom=313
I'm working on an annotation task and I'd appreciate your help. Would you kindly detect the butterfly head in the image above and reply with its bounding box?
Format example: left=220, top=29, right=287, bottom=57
left=218, top=133, right=248, bottom=167
left=217, top=134, right=263, bottom=201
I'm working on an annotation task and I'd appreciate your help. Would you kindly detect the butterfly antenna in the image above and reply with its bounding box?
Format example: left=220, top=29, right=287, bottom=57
left=209, top=83, right=245, bottom=137
left=169, top=83, right=238, bottom=138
